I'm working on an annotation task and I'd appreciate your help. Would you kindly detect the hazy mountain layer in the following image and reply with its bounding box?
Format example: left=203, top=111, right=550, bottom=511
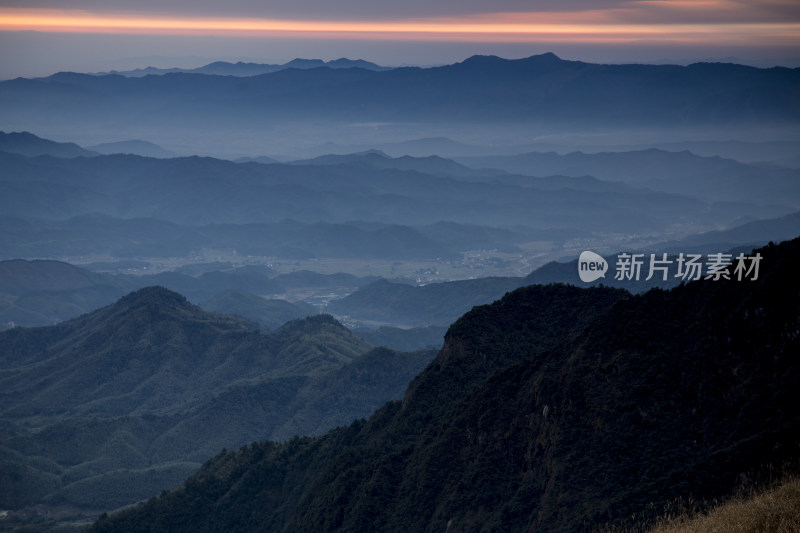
left=327, top=277, right=527, bottom=327
left=3, top=54, right=798, bottom=132
left=200, top=290, right=317, bottom=331
left=99, top=57, right=390, bottom=78
left=0, top=259, right=379, bottom=329
left=2, top=132, right=797, bottom=273
left=455, top=148, right=800, bottom=203
left=4, top=147, right=771, bottom=231
left=0, top=131, right=96, bottom=158
left=2, top=201, right=794, bottom=331
left=85, top=139, right=178, bottom=158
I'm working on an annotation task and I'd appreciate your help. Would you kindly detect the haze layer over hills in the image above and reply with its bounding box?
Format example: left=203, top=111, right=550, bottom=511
left=1, top=53, right=798, bottom=531
left=2, top=53, right=798, bottom=155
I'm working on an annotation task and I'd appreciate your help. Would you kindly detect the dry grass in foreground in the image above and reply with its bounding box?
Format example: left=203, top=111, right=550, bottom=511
left=649, top=478, right=800, bottom=533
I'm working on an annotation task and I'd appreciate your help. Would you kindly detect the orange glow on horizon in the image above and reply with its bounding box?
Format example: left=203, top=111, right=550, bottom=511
left=0, top=8, right=798, bottom=45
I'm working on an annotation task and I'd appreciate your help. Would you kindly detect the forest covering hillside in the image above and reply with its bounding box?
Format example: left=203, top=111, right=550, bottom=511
left=0, top=288, right=435, bottom=524
left=87, top=237, right=799, bottom=532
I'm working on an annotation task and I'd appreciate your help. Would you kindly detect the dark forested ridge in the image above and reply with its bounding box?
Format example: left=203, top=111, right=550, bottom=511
left=87, top=237, right=800, bottom=532
left=0, top=287, right=435, bottom=520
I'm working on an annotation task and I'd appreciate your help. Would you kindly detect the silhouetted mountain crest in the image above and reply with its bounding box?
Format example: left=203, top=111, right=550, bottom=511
left=274, top=313, right=344, bottom=335
left=0, top=130, right=96, bottom=158
left=100, top=57, right=390, bottom=77
left=5, top=54, right=797, bottom=129
left=452, top=52, right=576, bottom=77
left=114, top=285, right=190, bottom=311
left=402, top=284, right=629, bottom=407
left=530, top=51, right=560, bottom=62
left=285, top=58, right=326, bottom=68
left=86, top=139, right=178, bottom=158
left=461, top=52, right=564, bottom=66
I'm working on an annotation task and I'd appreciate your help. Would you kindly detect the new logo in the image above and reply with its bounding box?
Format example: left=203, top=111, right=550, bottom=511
left=578, top=251, right=608, bottom=282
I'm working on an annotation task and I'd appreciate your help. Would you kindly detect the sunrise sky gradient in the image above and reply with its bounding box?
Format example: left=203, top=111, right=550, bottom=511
left=1, top=0, right=799, bottom=78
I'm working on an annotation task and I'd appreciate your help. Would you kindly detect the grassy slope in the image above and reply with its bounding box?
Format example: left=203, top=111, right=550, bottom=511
left=648, top=477, right=800, bottom=533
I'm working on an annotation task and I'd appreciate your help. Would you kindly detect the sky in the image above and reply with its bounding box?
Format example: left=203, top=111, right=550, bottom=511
left=1, top=0, right=799, bottom=78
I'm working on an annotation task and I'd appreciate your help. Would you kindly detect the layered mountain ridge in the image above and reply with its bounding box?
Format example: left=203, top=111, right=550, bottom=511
left=0, top=287, right=436, bottom=515
left=2, top=53, right=798, bottom=142
left=87, top=237, right=800, bottom=532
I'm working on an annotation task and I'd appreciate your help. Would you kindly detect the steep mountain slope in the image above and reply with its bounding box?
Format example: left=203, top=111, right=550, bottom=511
left=647, top=477, right=800, bottom=533
left=0, top=287, right=436, bottom=518
left=89, top=237, right=799, bottom=532
left=85, top=283, right=630, bottom=532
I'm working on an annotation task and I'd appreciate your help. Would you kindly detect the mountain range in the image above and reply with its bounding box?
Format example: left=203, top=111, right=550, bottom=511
left=2, top=50, right=798, bottom=533
left=0, top=287, right=436, bottom=520
left=4, top=54, right=798, bottom=129
left=2, top=53, right=798, bottom=160
left=4, top=200, right=796, bottom=333
left=454, top=148, right=800, bottom=203
left=84, top=237, right=800, bottom=532
left=1, top=203, right=796, bottom=332
left=0, top=258, right=380, bottom=330
left=0, top=131, right=96, bottom=158
left=1, top=132, right=797, bottom=276
left=85, top=140, right=179, bottom=158
left=1, top=144, right=743, bottom=228
left=97, top=58, right=390, bottom=78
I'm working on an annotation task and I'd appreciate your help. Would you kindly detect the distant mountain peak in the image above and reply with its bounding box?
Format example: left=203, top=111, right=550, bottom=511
left=461, top=52, right=563, bottom=66
left=93, top=57, right=389, bottom=78
left=275, top=313, right=346, bottom=334
left=86, top=139, right=177, bottom=158
left=0, top=130, right=97, bottom=158
left=532, top=51, right=561, bottom=60
left=116, top=285, right=189, bottom=309
left=460, top=54, right=504, bottom=64
left=355, top=149, right=391, bottom=158
left=285, top=58, right=327, bottom=68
